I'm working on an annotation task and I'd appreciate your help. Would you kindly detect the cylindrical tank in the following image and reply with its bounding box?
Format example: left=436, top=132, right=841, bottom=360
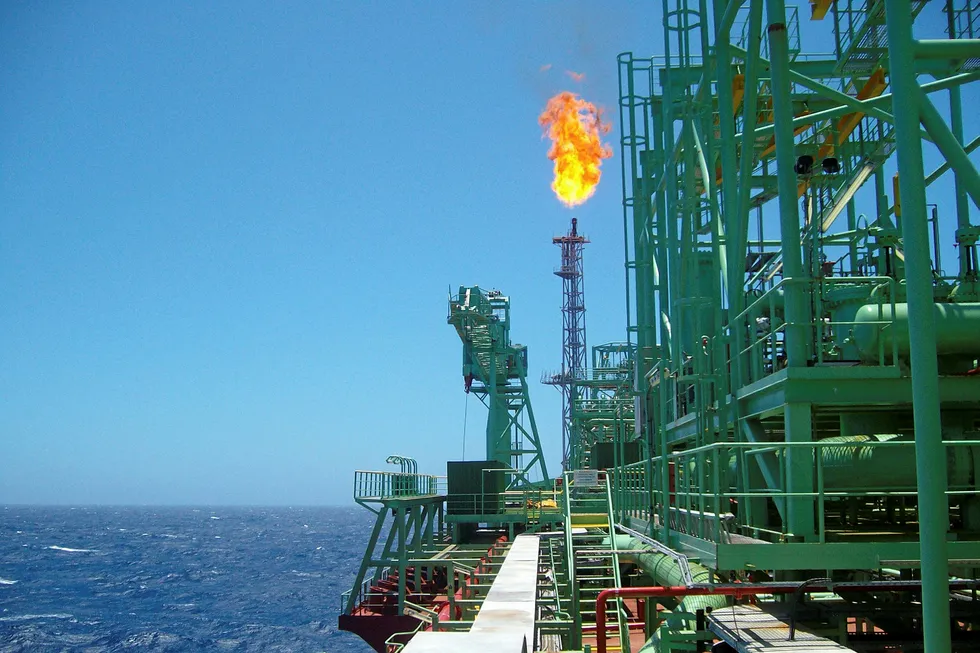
left=819, top=434, right=916, bottom=490
left=853, top=302, right=980, bottom=362
left=720, top=433, right=975, bottom=491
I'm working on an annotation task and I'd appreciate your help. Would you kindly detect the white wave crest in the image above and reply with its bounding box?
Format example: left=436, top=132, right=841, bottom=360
left=48, top=545, right=97, bottom=553
left=0, top=613, right=73, bottom=622
left=0, top=578, right=17, bottom=585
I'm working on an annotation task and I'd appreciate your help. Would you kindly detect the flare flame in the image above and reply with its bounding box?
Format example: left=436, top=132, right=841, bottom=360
left=539, top=91, right=612, bottom=207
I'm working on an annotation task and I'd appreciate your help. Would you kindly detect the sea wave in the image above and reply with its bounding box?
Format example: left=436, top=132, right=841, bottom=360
left=291, top=570, right=322, bottom=578
left=48, top=545, right=97, bottom=553
left=0, top=577, right=17, bottom=585
left=0, top=613, right=74, bottom=622
left=1, top=506, right=374, bottom=652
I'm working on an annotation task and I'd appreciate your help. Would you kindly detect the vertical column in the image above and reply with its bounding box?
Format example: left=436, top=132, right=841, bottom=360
left=948, top=86, right=971, bottom=277
left=407, top=508, right=420, bottom=596
left=652, top=101, right=673, bottom=543
left=661, top=0, right=682, bottom=376
left=946, top=6, right=973, bottom=279
left=767, top=0, right=815, bottom=541
left=766, top=0, right=809, bottom=367
left=784, top=403, right=815, bottom=539
left=884, top=2, right=952, bottom=651
left=731, top=0, right=764, bottom=395
left=847, top=202, right=859, bottom=274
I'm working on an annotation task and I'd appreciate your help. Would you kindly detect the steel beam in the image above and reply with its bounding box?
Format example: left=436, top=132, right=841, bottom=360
left=739, top=70, right=980, bottom=141
left=914, top=38, right=980, bottom=60
left=916, top=87, right=980, bottom=211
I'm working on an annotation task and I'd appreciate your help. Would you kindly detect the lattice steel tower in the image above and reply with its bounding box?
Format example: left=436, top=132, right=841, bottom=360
left=545, top=218, right=589, bottom=469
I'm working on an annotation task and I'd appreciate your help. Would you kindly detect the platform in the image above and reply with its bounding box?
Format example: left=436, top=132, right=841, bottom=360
left=708, top=605, right=856, bottom=652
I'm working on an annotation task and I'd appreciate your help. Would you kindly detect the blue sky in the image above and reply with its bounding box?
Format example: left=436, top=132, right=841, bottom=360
left=1, top=2, right=655, bottom=504
left=2, top=3, right=975, bottom=505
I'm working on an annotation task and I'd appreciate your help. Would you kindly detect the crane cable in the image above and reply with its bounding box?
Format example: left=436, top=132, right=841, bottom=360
left=461, top=392, right=469, bottom=460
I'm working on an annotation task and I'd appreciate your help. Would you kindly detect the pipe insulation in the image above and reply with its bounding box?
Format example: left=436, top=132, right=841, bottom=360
left=608, top=535, right=728, bottom=652
left=818, top=434, right=916, bottom=490
left=718, top=434, right=974, bottom=491
left=821, top=433, right=975, bottom=491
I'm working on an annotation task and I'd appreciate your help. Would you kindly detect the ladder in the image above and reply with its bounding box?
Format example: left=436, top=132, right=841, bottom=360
left=563, top=471, right=632, bottom=653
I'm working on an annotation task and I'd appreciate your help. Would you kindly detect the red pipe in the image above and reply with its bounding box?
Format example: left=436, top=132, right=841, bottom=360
left=595, top=580, right=980, bottom=653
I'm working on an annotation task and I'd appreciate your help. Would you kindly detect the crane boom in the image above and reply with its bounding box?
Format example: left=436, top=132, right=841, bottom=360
left=448, top=285, right=549, bottom=486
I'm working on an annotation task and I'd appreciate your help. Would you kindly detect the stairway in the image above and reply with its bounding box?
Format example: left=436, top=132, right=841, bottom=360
left=564, top=472, right=633, bottom=653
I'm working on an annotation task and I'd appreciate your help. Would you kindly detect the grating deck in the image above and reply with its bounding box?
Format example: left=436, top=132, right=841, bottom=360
left=708, top=605, right=856, bottom=652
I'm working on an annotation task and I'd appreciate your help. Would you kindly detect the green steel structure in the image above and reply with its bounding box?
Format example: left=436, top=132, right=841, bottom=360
left=341, top=3, right=980, bottom=652
left=615, top=0, right=980, bottom=650
left=338, top=462, right=449, bottom=651
left=447, top=285, right=549, bottom=486
left=569, top=342, right=637, bottom=473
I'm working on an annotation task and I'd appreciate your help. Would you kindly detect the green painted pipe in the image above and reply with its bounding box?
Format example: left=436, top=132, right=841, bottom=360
left=853, top=302, right=980, bottom=362
left=609, top=535, right=728, bottom=652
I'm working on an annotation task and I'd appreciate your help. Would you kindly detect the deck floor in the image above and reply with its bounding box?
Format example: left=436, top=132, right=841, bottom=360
left=401, top=534, right=540, bottom=652
left=708, top=605, right=856, bottom=652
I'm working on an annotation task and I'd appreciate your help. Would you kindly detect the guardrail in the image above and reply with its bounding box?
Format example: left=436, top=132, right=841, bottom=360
left=731, top=276, right=900, bottom=386
left=340, top=566, right=391, bottom=614
left=618, top=439, right=980, bottom=544
left=384, top=617, right=426, bottom=653
left=447, top=488, right=562, bottom=521
left=608, top=464, right=648, bottom=523
left=647, top=276, right=906, bottom=426
left=353, top=470, right=443, bottom=501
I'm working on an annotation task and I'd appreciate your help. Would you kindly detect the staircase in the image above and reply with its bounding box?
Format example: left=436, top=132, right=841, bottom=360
left=563, top=471, right=633, bottom=653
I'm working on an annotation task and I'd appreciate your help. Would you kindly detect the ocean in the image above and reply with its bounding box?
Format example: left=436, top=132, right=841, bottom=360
left=0, top=506, right=377, bottom=652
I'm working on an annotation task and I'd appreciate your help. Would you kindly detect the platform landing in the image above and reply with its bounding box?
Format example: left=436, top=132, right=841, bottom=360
left=708, top=605, right=856, bottom=652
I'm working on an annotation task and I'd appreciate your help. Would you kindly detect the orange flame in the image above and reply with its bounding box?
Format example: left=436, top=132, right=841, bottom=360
left=539, top=92, right=612, bottom=207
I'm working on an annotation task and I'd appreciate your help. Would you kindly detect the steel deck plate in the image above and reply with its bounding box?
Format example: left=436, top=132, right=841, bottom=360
left=708, top=605, right=855, bottom=652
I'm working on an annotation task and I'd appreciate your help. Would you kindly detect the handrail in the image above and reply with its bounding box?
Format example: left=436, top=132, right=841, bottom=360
left=602, top=474, right=631, bottom=653
left=661, top=438, right=980, bottom=457
left=615, top=523, right=694, bottom=586
left=340, top=566, right=391, bottom=614
left=447, top=487, right=561, bottom=521
left=729, top=276, right=901, bottom=384
left=353, top=470, right=442, bottom=501
left=633, top=439, right=980, bottom=542
left=384, top=618, right=426, bottom=653
left=561, top=471, right=579, bottom=646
